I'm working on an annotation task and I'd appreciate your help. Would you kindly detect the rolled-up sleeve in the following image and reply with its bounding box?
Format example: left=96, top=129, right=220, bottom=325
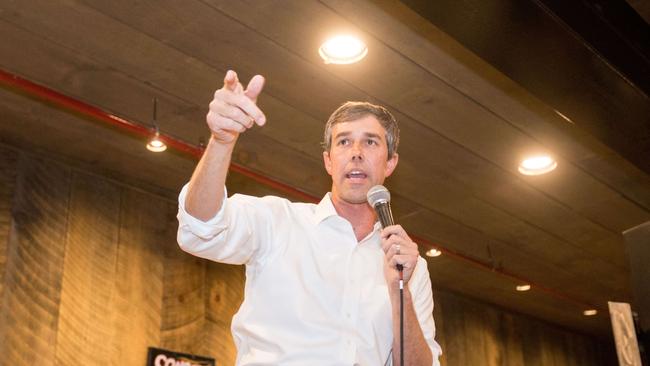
left=176, top=183, right=267, bottom=265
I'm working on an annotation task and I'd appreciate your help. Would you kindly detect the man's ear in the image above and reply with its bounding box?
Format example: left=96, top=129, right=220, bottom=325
left=385, top=153, right=399, bottom=177
left=323, top=151, right=333, bottom=176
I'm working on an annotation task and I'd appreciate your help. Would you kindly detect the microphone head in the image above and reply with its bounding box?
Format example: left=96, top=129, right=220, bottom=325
left=367, top=185, right=391, bottom=208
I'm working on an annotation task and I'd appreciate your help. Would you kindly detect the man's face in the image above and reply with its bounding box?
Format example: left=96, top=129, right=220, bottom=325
left=323, top=115, right=399, bottom=205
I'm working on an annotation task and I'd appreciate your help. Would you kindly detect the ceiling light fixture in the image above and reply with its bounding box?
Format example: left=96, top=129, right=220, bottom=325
left=518, top=155, right=557, bottom=175
left=146, top=97, right=167, bottom=152
left=146, top=131, right=167, bottom=152
left=319, top=35, right=368, bottom=64
left=516, top=284, right=531, bottom=292
left=425, top=248, right=442, bottom=257
left=583, top=309, right=598, bottom=316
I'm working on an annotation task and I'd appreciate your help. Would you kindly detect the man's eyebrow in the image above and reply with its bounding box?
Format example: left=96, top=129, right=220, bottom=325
left=334, top=131, right=383, bottom=140
left=333, top=131, right=352, bottom=139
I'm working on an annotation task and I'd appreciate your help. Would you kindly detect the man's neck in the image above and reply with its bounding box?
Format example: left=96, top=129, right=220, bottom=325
left=330, top=194, right=377, bottom=242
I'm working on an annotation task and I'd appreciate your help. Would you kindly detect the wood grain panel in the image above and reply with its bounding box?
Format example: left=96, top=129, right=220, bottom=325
left=434, top=289, right=616, bottom=366
left=107, top=188, right=169, bottom=364
left=437, top=291, right=468, bottom=366
left=500, top=312, right=526, bottom=365
left=427, top=254, right=611, bottom=335
left=0, top=145, right=17, bottom=307
left=0, top=154, right=70, bottom=365
left=203, top=262, right=245, bottom=364
left=55, top=172, right=121, bottom=364
left=160, top=232, right=207, bottom=355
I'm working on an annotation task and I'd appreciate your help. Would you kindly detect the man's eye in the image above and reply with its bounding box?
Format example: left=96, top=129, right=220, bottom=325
left=366, top=139, right=377, bottom=145
left=337, top=139, right=349, bottom=145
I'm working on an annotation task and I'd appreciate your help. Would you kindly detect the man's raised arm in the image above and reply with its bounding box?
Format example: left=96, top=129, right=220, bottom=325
left=185, top=70, right=265, bottom=221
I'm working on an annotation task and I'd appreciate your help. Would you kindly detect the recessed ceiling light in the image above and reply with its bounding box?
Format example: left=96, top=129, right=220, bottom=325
left=516, top=284, right=531, bottom=292
left=319, top=35, right=368, bottom=64
left=146, top=132, right=167, bottom=152
left=518, top=155, right=557, bottom=175
left=425, top=248, right=442, bottom=257
left=583, top=309, right=598, bottom=316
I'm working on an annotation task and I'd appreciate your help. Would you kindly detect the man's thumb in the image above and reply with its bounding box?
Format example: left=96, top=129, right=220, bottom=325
left=245, top=75, right=265, bottom=102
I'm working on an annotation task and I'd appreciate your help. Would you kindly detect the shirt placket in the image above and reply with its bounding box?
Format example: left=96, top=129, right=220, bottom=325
left=340, top=243, right=364, bottom=364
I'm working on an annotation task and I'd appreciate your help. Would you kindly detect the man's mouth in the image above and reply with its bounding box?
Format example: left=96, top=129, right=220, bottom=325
left=345, top=170, right=368, bottom=179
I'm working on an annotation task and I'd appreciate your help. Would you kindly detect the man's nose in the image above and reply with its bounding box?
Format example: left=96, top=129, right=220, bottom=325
left=351, top=143, right=364, bottom=161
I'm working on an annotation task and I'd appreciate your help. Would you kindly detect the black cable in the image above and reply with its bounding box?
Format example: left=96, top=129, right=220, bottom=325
left=398, top=264, right=404, bottom=366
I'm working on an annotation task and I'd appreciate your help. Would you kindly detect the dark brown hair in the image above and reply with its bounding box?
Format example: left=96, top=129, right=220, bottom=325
left=321, top=101, right=400, bottom=159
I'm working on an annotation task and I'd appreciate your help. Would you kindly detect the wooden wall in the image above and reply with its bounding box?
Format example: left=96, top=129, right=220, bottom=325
left=0, top=144, right=244, bottom=365
left=0, top=144, right=614, bottom=365
left=433, top=291, right=615, bottom=365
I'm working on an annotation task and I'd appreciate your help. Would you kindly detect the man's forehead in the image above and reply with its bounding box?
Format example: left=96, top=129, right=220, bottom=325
left=332, top=115, right=386, bottom=136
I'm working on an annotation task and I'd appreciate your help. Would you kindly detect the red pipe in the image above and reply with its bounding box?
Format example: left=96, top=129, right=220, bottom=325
left=0, top=69, right=316, bottom=203
left=0, top=69, right=598, bottom=312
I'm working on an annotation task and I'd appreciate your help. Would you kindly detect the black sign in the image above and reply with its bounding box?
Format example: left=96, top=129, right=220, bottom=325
left=146, top=347, right=215, bottom=366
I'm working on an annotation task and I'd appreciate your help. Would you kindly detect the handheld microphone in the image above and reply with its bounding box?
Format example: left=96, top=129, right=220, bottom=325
left=366, top=185, right=394, bottom=229
left=367, top=185, right=400, bottom=272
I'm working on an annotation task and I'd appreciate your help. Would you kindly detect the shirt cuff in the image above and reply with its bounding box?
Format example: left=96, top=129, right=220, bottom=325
left=177, top=183, right=228, bottom=240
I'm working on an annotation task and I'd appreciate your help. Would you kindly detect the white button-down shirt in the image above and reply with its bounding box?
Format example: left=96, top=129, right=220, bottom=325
left=177, top=185, right=442, bottom=365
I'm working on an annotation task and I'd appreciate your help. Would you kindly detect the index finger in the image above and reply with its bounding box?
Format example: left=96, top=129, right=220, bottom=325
left=223, top=70, right=240, bottom=92
left=381, top=225, right=407, bottom=240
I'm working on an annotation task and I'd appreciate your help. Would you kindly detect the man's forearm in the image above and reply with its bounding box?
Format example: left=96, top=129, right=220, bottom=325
left=391, top=288, right=433, bottom=366
left=185, top=137, right=236, bottom=221
left=185, top=70, right=265, bottom=221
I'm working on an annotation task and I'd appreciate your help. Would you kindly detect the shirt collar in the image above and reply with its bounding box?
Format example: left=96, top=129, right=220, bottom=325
left=314, top=193, right=383, bottom=233
left=314, top=192, right=339, bottom=224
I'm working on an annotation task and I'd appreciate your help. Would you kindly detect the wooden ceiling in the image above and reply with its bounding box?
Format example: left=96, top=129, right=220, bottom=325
left=1, top=0, right=649, bottom=337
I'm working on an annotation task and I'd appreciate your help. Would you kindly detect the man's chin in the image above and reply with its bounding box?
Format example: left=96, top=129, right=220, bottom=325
left=334, top=181, right=377, bottom=204
left=339, top=192, right=370, bottom=205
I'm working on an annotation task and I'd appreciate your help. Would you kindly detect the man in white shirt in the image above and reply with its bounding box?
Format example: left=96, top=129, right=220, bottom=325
left=177, top=70, right=442, bottom=365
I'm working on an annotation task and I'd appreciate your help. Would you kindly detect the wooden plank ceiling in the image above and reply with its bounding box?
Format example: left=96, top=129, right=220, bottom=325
left=1, top=0, right=649, bottom=337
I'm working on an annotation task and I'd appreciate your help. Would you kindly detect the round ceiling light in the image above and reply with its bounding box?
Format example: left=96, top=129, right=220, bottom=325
left=518, top=155, right=557, bottom=176
left=516, top=284, right=531, bottom=292
left=425, top=248, right=442, bottom=257
left=583, top=309, right=598, bottom=316
left=319, top=35, right=368, bottom=64
left=146, top=133, right=167, bottom=152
